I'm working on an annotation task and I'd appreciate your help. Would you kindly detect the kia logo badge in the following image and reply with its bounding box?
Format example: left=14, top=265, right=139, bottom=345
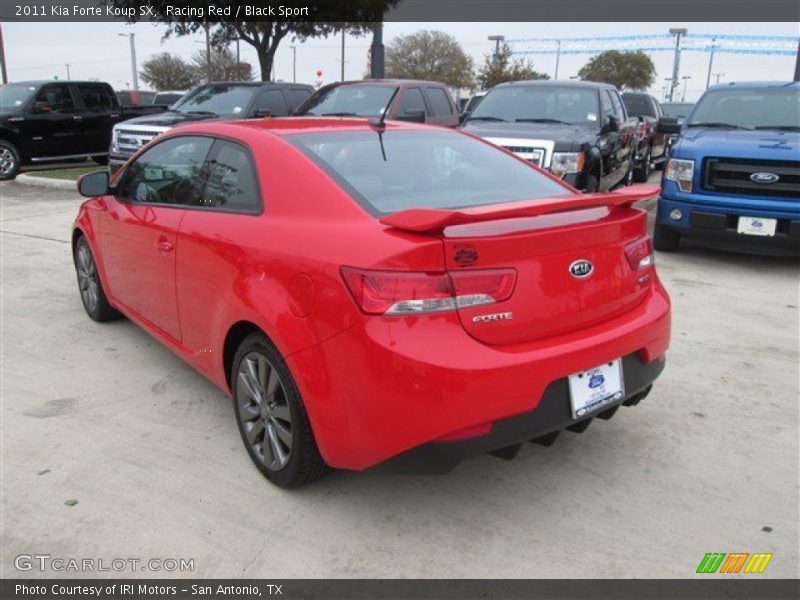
left=569, top=259, right=593, bottom=278
left=750, top=172, right=780, bottom=184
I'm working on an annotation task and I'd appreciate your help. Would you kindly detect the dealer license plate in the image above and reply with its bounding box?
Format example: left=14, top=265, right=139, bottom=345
left=737, top=216, right=776, bottom=237
left=568, top=359, right=625, bottom=419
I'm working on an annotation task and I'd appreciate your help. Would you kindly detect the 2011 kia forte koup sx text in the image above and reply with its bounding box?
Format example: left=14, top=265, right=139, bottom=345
left=72, top=118, right=671, bottom=488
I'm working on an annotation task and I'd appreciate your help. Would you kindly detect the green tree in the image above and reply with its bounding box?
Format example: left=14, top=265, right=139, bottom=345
left=475, top=43, right=549, bottom=90
left=191, top=46, right=254, bottom=83
left=577, top=50, right=656, bottom=91
left=104, top=1, right=401, bottom=81
left=385, top=30, right=473, bottom=89
left=139, top=53, right=199, bottom=90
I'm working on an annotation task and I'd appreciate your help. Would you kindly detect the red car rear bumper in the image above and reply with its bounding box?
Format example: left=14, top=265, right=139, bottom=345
left=288, top=280, right=671, bottom=471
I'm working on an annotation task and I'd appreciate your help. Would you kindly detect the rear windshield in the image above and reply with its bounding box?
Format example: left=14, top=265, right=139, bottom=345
left=287, top=129, right=570, bottom=215
left=623, top=94, right=656, bottom=118
left=294, top=85, right=397, bottom=118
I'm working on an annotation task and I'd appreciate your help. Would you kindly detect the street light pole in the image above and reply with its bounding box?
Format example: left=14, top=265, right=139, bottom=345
left=668, top=28, right=687, bottom=102
left=341, top=29, right=345, bottom=81
left=554, top=40, right=561, bottom=80
left=681, top=75, right=691, bottom=101
left=713, top=72, right=725, bottom=85
left=369, top=22, right=384, bottom=79
left=488, top=35, right=505, bottom=63
left=118, top=33, right=138, bottom=90
left=289, top=45, right=297, bottom=83
left=705, top=37, right=716, bottom=89
left=0, top=23, right=8, bottom=84
left=65, top=63, right=71, bottom=80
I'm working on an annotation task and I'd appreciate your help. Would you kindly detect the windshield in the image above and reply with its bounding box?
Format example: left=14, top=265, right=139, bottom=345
left=661, top=103, right=693, bottom=119
left=295, top=85, right=397, bottom=118
left=172, top=84, right=256, bottom=117
left=687, top=87, right=800, bottom=130
left=468, top=85, right=600, bottom=126
left=623, top=94, right=656, bottom=118
left=0, top=83, right=38, bottom=109
left=287, top=130, right=570, bottom=215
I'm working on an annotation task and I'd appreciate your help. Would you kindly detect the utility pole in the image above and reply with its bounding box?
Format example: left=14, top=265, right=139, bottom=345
left=554, top=40, right=561, bottom=80
left=290, top=45, right=296, bottom=83
left=668, top=28, right=687, bottom=102
left=713, top=72, right=725, bottom=85
left=65, top=63, right=71, bottom=80
left=118, top=33, right=138, bottom=90
left=341, top=29, right=345, bottom=81
left=370, top=22, right=384, bottom=79
left=204, top=24, right=211, bottom=82
left=681, top=75, right=691, bottom=101
left=705, top=37, right=716, bottom=89
left=488, top=35, right=505, bottom=63
left=0, top=23, right=8, bottom=84
left=235, top=38, right=240, bottom=80
left=795, top=39, right=800, bottom=82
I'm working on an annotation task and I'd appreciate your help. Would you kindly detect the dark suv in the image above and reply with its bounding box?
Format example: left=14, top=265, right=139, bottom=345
left=109, top=81, right=314, bottom=173
left=622, top=92, right=668, bottom=182
left=293, top=79, right=460, bottom=127
left=461, top=80, right=637, bottom=192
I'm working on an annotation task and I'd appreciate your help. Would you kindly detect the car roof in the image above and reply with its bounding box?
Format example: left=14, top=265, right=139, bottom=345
left=323, top=79, right=448, bottom=87
left=193, top=81, right=313, bottom=88
left=494, top=79, right=616, bottom=90
left=9, top=80, right=110, bottom=86
left=707, top=81, right=799, bottom=90
left=170, top=116, right=432, bottom=138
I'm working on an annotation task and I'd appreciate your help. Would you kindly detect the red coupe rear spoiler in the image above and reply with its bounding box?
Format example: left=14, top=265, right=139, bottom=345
left=379, top=185, right=659, bottom=233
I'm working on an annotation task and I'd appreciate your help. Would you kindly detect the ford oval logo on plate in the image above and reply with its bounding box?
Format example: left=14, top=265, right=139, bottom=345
left=750, top=172, right=780, bottom=184
left=569, top=259, right=593, bottom=278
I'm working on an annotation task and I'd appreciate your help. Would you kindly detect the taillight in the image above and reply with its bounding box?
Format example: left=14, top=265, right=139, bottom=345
left=636, top=122, right=648, bottom=141
left=340, top=267, right=516, bottom=316
left=625, top=236, right=654, bottom=270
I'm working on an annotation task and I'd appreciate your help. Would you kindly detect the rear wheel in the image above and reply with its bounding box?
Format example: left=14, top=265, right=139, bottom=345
left=653, top=222, right=681, bottom=252
left=232, top=332, right=329, bottom=488
left=634, top=147, right=652, bottom=182
left=74, top=237, right=121, bottom=321
left=0, top=140, right=21, bottom=181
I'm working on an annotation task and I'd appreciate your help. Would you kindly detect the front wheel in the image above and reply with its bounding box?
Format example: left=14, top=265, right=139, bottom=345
left=653, top=222, right=681, bottom=252
left=232, top=332, right=329, bottom=488
left=0, top=140, right=21, bottom=181
left=74, top=237, right=121, bottom=321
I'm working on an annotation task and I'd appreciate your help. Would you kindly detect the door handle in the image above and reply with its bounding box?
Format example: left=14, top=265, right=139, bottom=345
left=155, top=239, right=174, bottom=253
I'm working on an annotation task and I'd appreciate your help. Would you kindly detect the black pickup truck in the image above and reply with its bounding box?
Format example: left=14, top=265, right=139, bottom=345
left=0, top=80, right=167, bottom=180
left=461, top=80, right=638, bottom=192
left=108, top=81, right=314, bottom=173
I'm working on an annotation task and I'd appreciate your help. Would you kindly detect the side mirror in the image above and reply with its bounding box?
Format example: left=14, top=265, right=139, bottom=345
left=31, top=101, right=52, bottom=114
left=77, top=171, right=110, bottom=197
left=396, top=109, right=426, bottom=123
left=657, top=116, right=681, bottom=134
left=602, top=115, right=620, bottom=133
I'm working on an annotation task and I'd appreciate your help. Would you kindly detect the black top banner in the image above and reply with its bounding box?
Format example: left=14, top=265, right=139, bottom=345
left=0, top=0, right=798, bottom=22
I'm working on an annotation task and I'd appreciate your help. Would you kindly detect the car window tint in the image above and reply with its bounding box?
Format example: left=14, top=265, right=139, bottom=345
left=119, top=136, right=213, bottom=206
left=397, top=88, right=426, bottom=117
left=623, top=94, right=656, bottom=118
left=198, top=140, right=260, bottom=212
left=286, top=88, right=312, bottom=110
left=288, top=130, right=569, bottom=215
left=116, top=91, right=132, bottom=106
left=35, top=84, right=75, bottom=111
left=425, top=87, right=453, bottom=116
left=601, top=91, right=614, bottom=120
left=77, top=85, right=113, bottom=111
left=610, top=91, right=626, bottom=121
left=255, top=89, right=288, bottom=116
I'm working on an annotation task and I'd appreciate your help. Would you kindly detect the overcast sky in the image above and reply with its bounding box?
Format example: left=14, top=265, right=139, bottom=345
left=3, top=21, right=798, bottom=101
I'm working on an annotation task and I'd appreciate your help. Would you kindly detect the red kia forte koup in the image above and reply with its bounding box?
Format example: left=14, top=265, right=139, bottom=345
left=72, top=118, right=671, bottom=488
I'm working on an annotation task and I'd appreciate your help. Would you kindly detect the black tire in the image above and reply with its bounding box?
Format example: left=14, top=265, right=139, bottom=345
left=92, top=155, right=109, bottom=166
left=634, top=147, right=652, bottom=183
left=74, top=236, right=122, bottom=321
left=232, top=332, right=329, bottom=488
left=0, top=140, right=21, bottom=181
left=653, top=222, right=681, bottom=252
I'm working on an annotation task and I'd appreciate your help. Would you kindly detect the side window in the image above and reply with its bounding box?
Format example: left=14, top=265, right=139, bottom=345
left=601, top=91, right=615, bottom=121
left=255, top=89, right=288, bottom=116
left=397, top=87, right=426, bottom=117
left=286, top=88, right=312, bottom=111
left=610, top=91, right=626, bottom=121
left=77, top=85, right=113, bottom=112
left=34, top=84, right=75, bottom=112
left=424, top=87, right=453, bottom=116
left=116, top=91, right=132, bottom=106
left=119, top=136, right=214, bottom=206
left=652, top=98, right=662, bottom=118
left=199, top=140, right=260, bottom=212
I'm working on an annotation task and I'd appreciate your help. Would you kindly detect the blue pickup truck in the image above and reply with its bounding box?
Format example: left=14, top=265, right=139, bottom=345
left=654, top=81, right=799, bottom=256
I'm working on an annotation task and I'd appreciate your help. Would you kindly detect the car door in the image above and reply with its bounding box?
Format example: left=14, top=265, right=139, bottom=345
left=609, top=90, right=632, bottom=188
left=423, top=86, right=459, bottom=127
left=73, top=83, right=118, bottom=154
left=252, top=88, right=289, bottom=117
left=284, top=87, right=313, bottom=113
left=19, top=83, right=81, bottom=159
left=392, top=87, right=427, bottom=122
left=100, top=135, right=214, bottom=341
left=598, top=90, right=619, bottom=190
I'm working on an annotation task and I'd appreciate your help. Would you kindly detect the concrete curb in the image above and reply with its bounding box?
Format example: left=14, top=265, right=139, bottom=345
left=15, top=173, right=77, bottom=191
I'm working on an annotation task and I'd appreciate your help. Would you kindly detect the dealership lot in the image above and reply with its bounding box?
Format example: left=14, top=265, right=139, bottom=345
left=0, top=179, right=797, bottom=578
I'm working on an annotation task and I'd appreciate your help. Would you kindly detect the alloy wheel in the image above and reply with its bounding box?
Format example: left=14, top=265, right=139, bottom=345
left=0, top=147, right=17, bottom=177
left=236, top=352, right=293, bottom=471
left=76, top=243, right=100, bottom=313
